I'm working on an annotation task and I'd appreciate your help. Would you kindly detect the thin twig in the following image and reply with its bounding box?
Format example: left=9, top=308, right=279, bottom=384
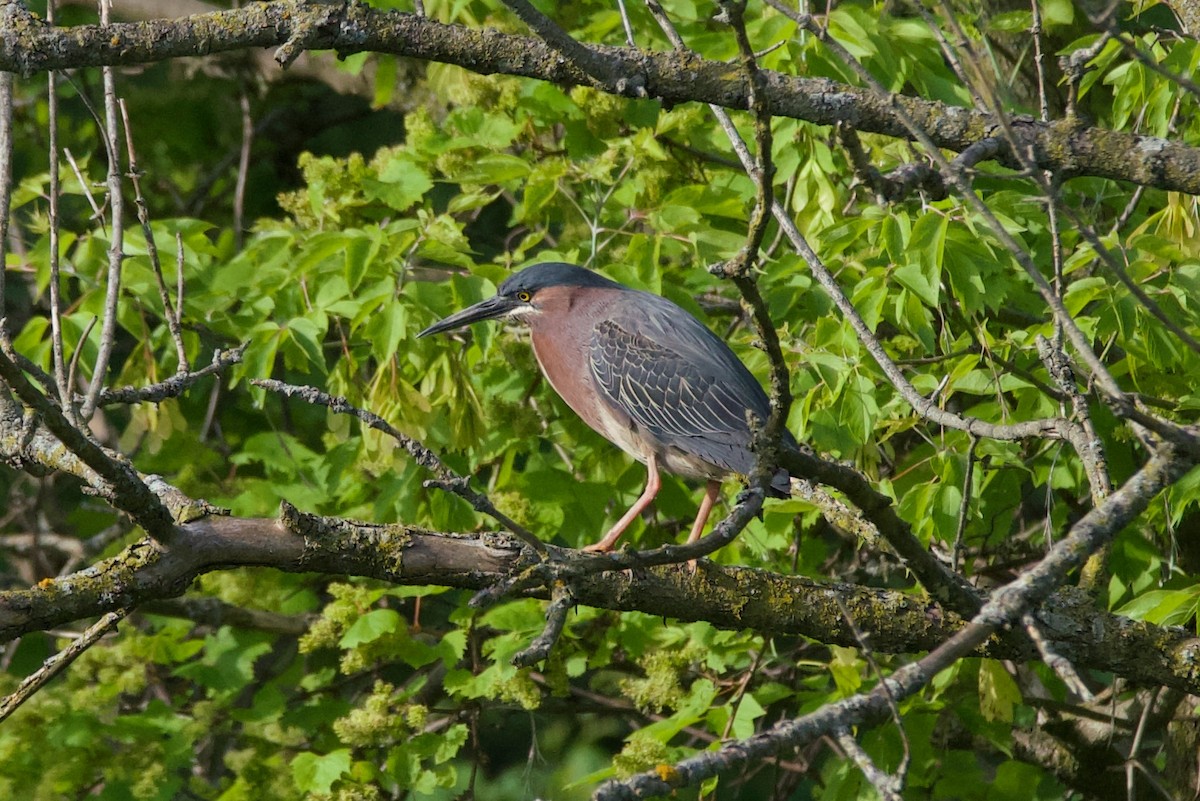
left=62, top=147, right=103, bottom=219
left=834, top=728, right=903, bottom=801
left=80, top=0, right=127, bottom=421
left=0, top=610, right=127, bottom=724
left=66, top=315, right=96, bottom=399
left=251, top=379, right=546, bottom=553
left=1021, top=612, right=1094, bottom=701
left=707, top=0, right=792, bottom=487
left=234, top=88, right=252, bottom=249
left=117, top=98, right=189, bottom=371
left=1030, top=0, right=1050, bottom=122
left=0, top=69, right=11, bottom=319
left=175, top=232, right=186, bottom=324
left=511, top=580, right=574, bottom=667
left=1125, top=687, right=1162, bottom=801
left=951, top=436, right=977, bottom=573
left=46, top=0, right=73, bottom=418
left=98, top=345, right=244, bottom=406
left=615, top=0, right=637, bottom=47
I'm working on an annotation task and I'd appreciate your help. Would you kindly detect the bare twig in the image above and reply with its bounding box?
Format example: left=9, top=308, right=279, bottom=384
left=80, top=0, right=127, bottom=421
left=836, top=596, right=910, bottom=791
left=0, top=70, right=11, bottom=318
left=97, top=345, right=245, bottom=406
left=615, top=0, right=637, bottom=47
left=512, top=580, right=574, bottom=667
left=501, top=0, right=645, bottom=96
left=65, top=315, right=96, bottom=400
left=175, top=232, right=185, bottom=314
left=706, top=0, right=792, bottom=487
left=0, top=610, right=127, bottom=724
left=835, top=728, right=903, bottom=801
left=62, top=147, right=103, bottom=218
left=1022, top=611, right=1094, bottom=701
left=1125, top=687, right=1162, bottom=800
left=46, top=3, right=75, bottom=419
left=234, top=87, right=252, bottom=248
left=1030, top=0, right=1050, bottom=122
left=951, top=435, right=978, bottom=573
left=251, top=379, right=547, bottom=553
left=117, top=98, right=189, bottom=371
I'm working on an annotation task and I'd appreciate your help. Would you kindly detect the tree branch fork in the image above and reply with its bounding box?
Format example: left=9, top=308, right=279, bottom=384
left=0, top=0, right=1197, bottom=196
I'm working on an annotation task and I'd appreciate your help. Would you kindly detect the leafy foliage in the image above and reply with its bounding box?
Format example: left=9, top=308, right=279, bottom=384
left=0, top=0, right=1199, bottom=798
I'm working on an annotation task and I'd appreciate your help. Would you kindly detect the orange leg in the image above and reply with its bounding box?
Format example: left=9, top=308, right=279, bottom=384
left=686, top=480, right=722, bottom=544
left=583, top=454, right=661, bottom=553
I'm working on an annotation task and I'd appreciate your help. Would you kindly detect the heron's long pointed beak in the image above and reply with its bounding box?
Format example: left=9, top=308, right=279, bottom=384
left=417, top=294, right=521, bottom=338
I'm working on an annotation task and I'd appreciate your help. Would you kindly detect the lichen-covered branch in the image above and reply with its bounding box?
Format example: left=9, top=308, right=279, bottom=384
left=0, top=504, right=1197, bottom=694
left=0, top=1, right=1197, bottom=195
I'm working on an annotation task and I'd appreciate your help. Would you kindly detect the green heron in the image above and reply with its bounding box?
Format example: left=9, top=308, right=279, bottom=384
left=418, top=262, right=794, bottom=552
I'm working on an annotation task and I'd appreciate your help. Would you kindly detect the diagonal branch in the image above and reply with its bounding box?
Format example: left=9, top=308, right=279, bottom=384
left=0, top=344, right=175, bottom=538
left=251, top=378, right=546, bottom=553
left=599, top=445, right=1195, bottom=799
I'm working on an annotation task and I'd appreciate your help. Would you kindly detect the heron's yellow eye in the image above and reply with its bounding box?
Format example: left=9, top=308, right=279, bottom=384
left=517, top=291, right=532, bottom=302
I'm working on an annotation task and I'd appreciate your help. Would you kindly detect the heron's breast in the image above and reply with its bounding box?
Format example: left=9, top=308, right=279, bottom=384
left=528, top=289, right=647, bottom=461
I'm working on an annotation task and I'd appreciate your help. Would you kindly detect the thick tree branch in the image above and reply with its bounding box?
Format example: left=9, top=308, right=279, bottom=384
left=0, top=1, right=1197, bottom=195
left=0, top=505, right=1198, bottom=694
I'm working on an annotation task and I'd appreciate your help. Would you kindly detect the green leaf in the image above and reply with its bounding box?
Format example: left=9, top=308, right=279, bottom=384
left=446, top=153, right=531, bottom=185
left=340, top=608, right=403, bottom=648
left=1117, top=587, right=1200, bottom=627
left=364, top=156, right=433, bottom=212
left=828, top=646, right=862, bottom=696
left=989, top=10, right=1032, bottom=33
left=291, top=749, right=351, bottom=794
left=1042, top=0, right=1074, bottom=27
left=978, top=659, right=1020, bottom=723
